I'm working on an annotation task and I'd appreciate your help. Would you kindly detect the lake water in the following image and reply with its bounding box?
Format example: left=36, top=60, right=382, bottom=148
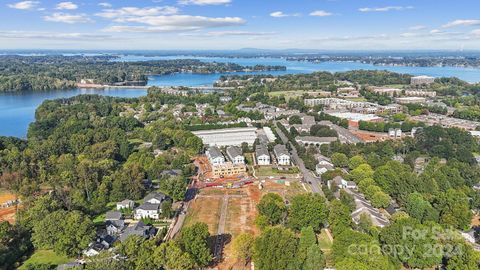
left=3, top=55, right=480, bottom=138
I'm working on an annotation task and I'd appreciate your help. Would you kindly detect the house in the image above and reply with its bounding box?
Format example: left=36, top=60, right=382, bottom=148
left=105, top=211, right=125, bottom=235
left=160, top=169, right=183, bottom=177
left=134, top=202, right=160, bottom=220
left=206, top=146, right=225, bottom=166
left=226, top=146, right=245, bottom=165
left=274, top=144, right=290, bottom=166
left=119, top=221, right=156, bottom=242
left=328, top=176, right=356, bottom=190
left=347, top=189, right=390, bottom=228
left=116, top=199, right=135, bottom=210
left=144, top=192, right=167, bottom=205
left=255, top=144, right=271, bottom=165
left=316, top=162, right=334, bottom=176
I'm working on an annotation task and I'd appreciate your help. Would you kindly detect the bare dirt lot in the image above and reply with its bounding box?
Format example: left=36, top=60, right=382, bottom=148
left=0, top=191, right=17, bottom=223
left=183, top=181, right=308, bottom=269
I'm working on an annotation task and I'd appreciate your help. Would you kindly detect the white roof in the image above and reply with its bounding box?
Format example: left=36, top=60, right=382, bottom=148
left=327, top=112, right=381, bottom=122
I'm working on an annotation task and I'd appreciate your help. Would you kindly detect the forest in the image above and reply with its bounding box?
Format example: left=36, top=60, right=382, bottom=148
left=0, top=55, right=286, bottom=92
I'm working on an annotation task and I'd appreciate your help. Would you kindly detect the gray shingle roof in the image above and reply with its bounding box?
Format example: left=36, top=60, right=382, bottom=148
left=144, top=192, right=167, bottom=203
left=137, top=202, right=160, bottom=211
left=255, top=144, right=269, bottom=157
left=105, top=211, right=122, bottom=220
left=226, top=146, right=243, bottom=160
left=273, top=144, right=289, bottom=157
left=207, top=146, right=224, bottom=159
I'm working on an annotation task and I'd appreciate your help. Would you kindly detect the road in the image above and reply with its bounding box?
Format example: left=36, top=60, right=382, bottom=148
left=275, top=126, right=324, bottom=196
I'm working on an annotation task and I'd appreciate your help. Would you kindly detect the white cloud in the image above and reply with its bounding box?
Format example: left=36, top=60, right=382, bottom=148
left=181, top=30, right=276, bottom=37
left=178, top=0, right=231, bottom=5
left=7, top=1, right=39, bottom=10
left=0, top=30, right=114, bottom=40
left=102, top=15, right=245, bottom=32
left=56, top=1, right=77, bottom=10
left=442, top=19, right=480, bottom=28
left=44, top=13, right=92, bottom=24
left=309, top=10, right=332, bottom=17
left=96, top=6, right=179, bottom=19
left=270, top=11, right=300, bottom=18
left=359, top=6, right=413, bottom=12
left=98, top=2, right=112, bottom=8
left=409, top=25, right=426, bottom=31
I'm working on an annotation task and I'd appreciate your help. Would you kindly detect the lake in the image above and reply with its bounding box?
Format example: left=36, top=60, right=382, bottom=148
left=3, top=55, right=480, bottom=138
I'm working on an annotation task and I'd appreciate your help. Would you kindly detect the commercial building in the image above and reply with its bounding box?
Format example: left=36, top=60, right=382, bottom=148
left=226, top=146, right=245, bottom=165
left=255, top=144, right=271, bottom=165
left=405, top=90, right=436, bottom=97
left=395, top=97, right=426, bottom=104
left=192, top=127, right=257, bottom=146
left=295, top=136, right=338, bottom=147
left=274, top=144, right=291, bottom=166
left=411, top=76, right=435, bottom=86
left=370, top=87, right=402, bottom=97
left=206, top=146, right=225, bottom=166
left=410, top=113, right=479, bottom=131
left=326, top=112, right=383, bottom=123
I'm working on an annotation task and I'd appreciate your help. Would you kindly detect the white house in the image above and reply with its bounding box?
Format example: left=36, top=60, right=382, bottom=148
left=274, top=144, right=290, bottom=166
left=255, top=144, right=271, bottom=165
left=116, top=199, right=135, bottom=210
left=134, top=203, right=160, bottom=220
left=206, top=146, right=225, bottom=166
left=226, top=146, right=245, bottom=165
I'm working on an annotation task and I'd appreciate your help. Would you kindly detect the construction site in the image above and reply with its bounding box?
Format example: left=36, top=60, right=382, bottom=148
left=183, top=179, right=308, bottom=270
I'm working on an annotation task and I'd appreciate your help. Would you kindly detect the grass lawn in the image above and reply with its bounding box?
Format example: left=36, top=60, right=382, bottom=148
left=255, top=166, right=299, bottom=177
left=19, top=250, right=71, bottom=269
left=92, top=213, right=105, bottom=225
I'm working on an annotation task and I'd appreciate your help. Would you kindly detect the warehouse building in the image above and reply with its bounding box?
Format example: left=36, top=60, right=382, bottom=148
left=192, top=127, right=257, bottom=146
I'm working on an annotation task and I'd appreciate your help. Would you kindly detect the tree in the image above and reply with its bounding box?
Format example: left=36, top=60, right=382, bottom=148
left=303, top=244, right=325, bottom=270
left=0, top=221, right=32, bottom=270
left=232, top=233, right=255, bottom=264
left=380, top=218, right=442, bottom=269
left=328, top=200, right=352, bottom=237
left=289, top=115, right=302, bottom=125
left=435, top=189, right=472, bottom=230
left=444, top=241, right=480, bottom=270
left=287, top=193, right=328, bottom=232
left=405, top=192, right=438, bottom=223
left=154, top=241, right=195, bottom=270
left=296, top=226, right=317, bottom=268
left=348, top=155, right=365, bottom=170
left=85, top=251, right=132, bottom=270
left=161, top=200, right=173, bottom=219
left=32, top=210, right=95, bottom=256
left=370, top=191, right=391, bottom=208
left=159, top=176, right=188, bottom=201
left=257, top=193, right=287, bottom=225
left=179, top=222, right=213, bottom=268
left=339, top=189, right=356, bottom=212
left=349, top=164, right=374, bottom=183
left=253, top=226, right=298, bottom=270
left=333, top=229, right=395, bottom=270
left=331, top=153, right=348, bottom=168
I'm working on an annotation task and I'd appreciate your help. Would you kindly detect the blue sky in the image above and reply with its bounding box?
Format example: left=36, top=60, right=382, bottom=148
left=1, top=0, right=480, bottom=50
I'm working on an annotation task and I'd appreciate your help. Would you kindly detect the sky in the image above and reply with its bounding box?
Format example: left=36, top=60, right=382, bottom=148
left=1, top=0, right=480, bottom=50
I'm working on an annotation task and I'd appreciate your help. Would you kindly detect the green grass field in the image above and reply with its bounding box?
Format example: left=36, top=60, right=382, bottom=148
left=19, top=250, right=71, bottom=269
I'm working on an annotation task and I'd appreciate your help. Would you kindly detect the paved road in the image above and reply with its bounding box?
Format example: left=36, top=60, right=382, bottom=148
left=275, top=126, right=324, bottom=196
